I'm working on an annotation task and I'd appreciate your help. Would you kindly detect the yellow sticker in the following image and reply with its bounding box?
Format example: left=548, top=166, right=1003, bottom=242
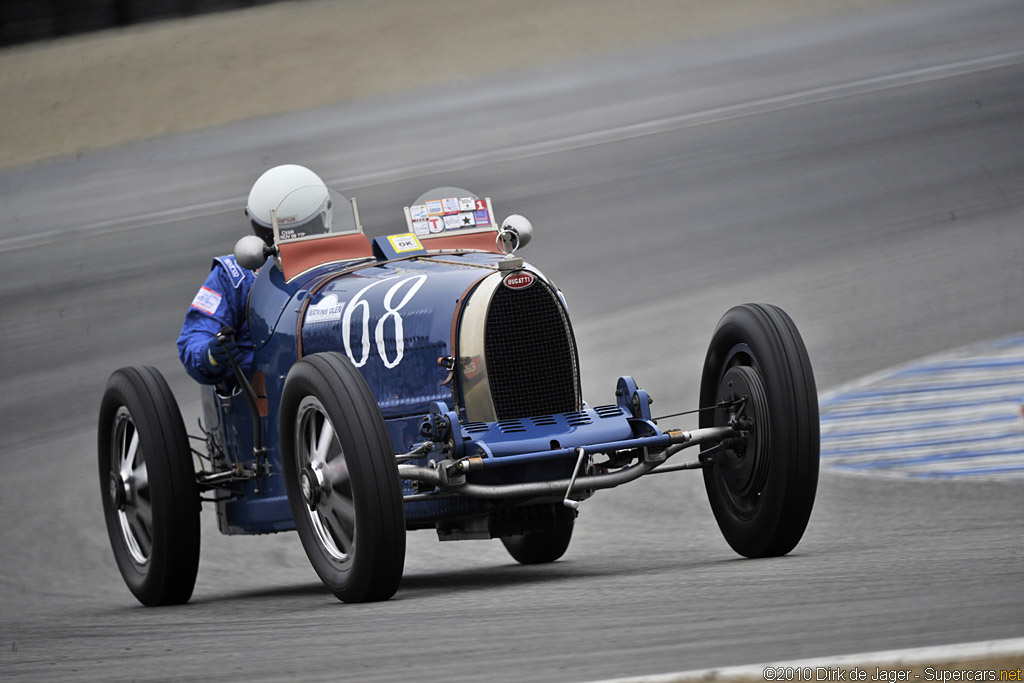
left=388, top=233, right=424, bottom=253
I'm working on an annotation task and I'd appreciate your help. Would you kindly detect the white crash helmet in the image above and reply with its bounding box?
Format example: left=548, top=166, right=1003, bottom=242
left=246, top=164, right=333, bottom=245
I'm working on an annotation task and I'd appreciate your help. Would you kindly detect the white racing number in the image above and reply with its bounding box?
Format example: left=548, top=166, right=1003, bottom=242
left=340, top=275, right=428, bottom=368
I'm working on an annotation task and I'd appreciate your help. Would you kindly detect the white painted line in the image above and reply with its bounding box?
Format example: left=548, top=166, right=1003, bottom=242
left=581, top=637, right=1024, bottom=683
left=2, top=50, right=1023, bottom=254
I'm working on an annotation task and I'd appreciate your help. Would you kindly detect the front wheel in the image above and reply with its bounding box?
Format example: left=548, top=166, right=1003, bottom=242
left=280, top=352, right=406, bottom=603
left=700, top=304, right=819, bottom=558
left=98, top=366, right=200, bottom=606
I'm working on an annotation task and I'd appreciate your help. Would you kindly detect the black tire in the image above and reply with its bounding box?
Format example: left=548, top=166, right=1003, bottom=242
left=699, top=304, right=819, bottom=558
left=97, top=366, right=200, bottom=606
left=280, top=352, right=406, bottom=603
left=501, top=522, right=574, bottom=564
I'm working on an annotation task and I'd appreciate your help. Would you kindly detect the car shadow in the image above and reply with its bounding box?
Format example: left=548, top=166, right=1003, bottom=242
left=181, top=560, right=614, bottom=606
left=199, top=552, right=757, bottom=606
left=398, top=561, right=604, bottom=597
left=92, top=551, right=787, bottom=611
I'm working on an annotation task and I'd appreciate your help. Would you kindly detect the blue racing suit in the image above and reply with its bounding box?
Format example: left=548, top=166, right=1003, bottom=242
left=177, top=255, right=256, bottom=385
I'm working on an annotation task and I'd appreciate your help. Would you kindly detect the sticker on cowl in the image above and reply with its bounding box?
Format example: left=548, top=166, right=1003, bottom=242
left=388, top=233, right=424, bottom=253
left=410, top=204, right=429, bottom=220
left=306, top=294, right=344, bottom=324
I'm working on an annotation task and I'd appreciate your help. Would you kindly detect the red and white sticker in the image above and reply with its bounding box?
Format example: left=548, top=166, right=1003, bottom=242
left=503, top=272, right=535, bottom=290
left=442, top=197, right=461, bottom=214
left=462, top=355, right=481, bottom=379
left=190, top=286, right=222, bottom=315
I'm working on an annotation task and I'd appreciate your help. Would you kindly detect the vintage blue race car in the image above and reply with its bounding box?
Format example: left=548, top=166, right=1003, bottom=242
left=98, top=187, right=819, bottom=606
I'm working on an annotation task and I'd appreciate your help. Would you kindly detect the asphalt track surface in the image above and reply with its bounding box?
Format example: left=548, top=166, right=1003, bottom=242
left=1, top=1, right=1023, bottom=680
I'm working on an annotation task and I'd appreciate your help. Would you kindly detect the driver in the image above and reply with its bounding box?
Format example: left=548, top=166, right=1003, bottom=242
left=177, top=164, right=333, bottom=384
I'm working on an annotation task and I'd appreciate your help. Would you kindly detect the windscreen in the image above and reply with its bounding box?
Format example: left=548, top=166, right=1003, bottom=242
left=405, top=186, right=494, bottom=238
left=273, top=188, right=359, bottom=242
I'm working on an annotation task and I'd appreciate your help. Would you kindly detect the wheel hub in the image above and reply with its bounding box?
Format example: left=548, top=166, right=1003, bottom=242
left=300, top=466, right=324, bottom=511
left=717, top=365, right=770, bottom=498
left=109, top=471, right=128, bottom=510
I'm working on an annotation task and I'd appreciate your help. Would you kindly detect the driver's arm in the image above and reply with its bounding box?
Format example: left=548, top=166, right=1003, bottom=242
left=177, top=259, right=254, bottom=385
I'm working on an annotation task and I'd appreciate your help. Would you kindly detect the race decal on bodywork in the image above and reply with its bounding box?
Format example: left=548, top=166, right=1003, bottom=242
left=411, top=197, right=491, bottom=232
left=387, top=233, right=423, bottom=253
left=190, top=286, right=222, bottom=316
left=304, top=275, right=429, bottom=369
left=305, top=294, right=344, bottom=324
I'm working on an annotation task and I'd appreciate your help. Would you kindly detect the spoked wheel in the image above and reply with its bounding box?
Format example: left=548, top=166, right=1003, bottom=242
left=700, top=304, right=819, bottom=558
left=501, top=522, right=574, bottom=565
left=280, top=352, right=406, bottom=603
left=98, top=366, right=200, bottom=606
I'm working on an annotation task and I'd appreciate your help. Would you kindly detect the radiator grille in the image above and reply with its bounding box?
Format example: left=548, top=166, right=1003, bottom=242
left=483, top=279, right=580, bottom=420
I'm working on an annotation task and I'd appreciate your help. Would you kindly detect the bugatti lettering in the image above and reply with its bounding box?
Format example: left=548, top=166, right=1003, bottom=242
left=342, top=275, right=428, bottom=368
left=503, top=272, right=535, bottom=289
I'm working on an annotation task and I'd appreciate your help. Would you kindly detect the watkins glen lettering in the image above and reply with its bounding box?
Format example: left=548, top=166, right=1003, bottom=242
left=503, top=272, right=535, bottom=290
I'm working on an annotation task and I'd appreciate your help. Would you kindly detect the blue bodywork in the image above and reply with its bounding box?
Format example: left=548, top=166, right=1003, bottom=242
left=200, top=235, right=651, bottom=536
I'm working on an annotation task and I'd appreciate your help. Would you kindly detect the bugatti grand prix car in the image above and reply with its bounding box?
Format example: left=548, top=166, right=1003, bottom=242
left=98, top=187, right=819, bottom=606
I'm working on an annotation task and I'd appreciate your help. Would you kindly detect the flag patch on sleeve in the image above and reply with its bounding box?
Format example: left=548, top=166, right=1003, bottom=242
left=191, top=286, right=222, bottom=316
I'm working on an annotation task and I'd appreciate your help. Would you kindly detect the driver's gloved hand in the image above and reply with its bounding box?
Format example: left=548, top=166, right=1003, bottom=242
left=203, top=336, right=238, bottom=378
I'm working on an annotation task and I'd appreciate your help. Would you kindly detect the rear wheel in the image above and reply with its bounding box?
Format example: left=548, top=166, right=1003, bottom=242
left=501, top=522, right=574, bottom=564
left=699, top=304, right=819, bottom=558
left=98, top=366, right=200, bottom=606
left=280, top=352, right=406, bottom=603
